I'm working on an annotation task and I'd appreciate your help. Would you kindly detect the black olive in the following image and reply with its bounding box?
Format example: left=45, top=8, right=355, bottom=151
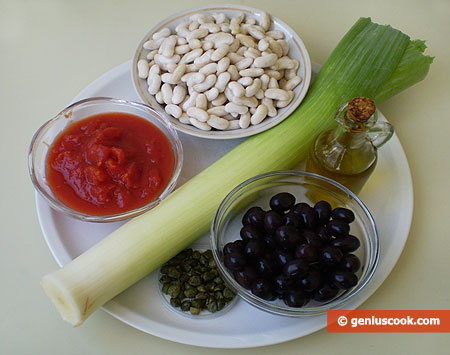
left=243, top=241, right=265, bottom=259
left=233, top=266, right=258, bottom=289
left=270, top=192, right=296, bottom=213
left=299, top=269, right=323, bottom=292
left=326, top=219, right=350, bottom=237
left=255, top=258, right=277, bottom=277
left=331, top=207, right=355, bottom=223
left=303, top=230, right=324, bottom=248
left=339, top=254, right=361, bottom=272
left=330, top=270, right=358, bottom=289
left=295, top=243, right=318, bottom=262
left=262, top=235, right=277, bottom=249
left=274, top=225, right=301, bottom=248
left=251, top=279, right=274, bottom=300
left=314, top=200, right=332, bottom=225
left=223, top=252, right=247, bottom=271
left=313, top=283, right=339, bottom=302
left=315, top=225, right=331, bottom=243
left=273, top=274, right=292, bottom=295
left=319, top=246, right=344, bottom=266
left=272, top=248, right=294, bottom=266
left=223, top=241, right=242, bottom=255
left=330, top=235, right=361, bottom=252
left=283, top=288, right=307, bottom=307
left=283, top=259, right=309, bottom=278
left=242, top=206, right=266, bottom=227
left=264, top=210, right=285, bottom=234
left=291, top=202, right=311, bottom=215
left=298, top=207, right=318, bottom=229
left=285, top=211, right=302, bottom=228
left=240, top=224, right=263, bottom=242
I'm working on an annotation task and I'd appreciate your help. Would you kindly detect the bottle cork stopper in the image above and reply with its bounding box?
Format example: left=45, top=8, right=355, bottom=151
left=347, top=97, right=376, bottom=122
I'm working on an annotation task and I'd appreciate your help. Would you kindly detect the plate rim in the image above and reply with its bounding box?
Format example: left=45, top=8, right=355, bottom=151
left=36, top=61, right=414, bottom=348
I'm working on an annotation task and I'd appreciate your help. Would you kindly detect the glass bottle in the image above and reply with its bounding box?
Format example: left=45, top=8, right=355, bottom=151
left=305, top=97, right=394, bottom=194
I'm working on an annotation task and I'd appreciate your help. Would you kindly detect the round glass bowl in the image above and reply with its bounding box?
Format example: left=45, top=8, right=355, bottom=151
left=131, top=4, right=311, bottom=139
left=211, top=170, right=379, bottom=317
left=28, top=97, right=183, bottom=222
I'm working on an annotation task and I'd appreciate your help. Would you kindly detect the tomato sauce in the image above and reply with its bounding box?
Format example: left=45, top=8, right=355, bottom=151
left=46, top=112, right=174, bottom=216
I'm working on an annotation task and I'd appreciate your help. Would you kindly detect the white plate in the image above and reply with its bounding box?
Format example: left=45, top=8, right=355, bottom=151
left=36, top=61, right=413, bottom=348
left=131, top=4, right=311, bottom=139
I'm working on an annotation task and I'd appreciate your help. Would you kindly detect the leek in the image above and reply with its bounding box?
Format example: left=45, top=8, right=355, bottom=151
left=41, top=18, right=433, bottom=326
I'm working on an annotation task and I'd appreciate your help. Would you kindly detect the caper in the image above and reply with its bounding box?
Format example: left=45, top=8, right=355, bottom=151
left=159, top=249, right=236, bottom=315
left=190, top=307, right=201, bottom=315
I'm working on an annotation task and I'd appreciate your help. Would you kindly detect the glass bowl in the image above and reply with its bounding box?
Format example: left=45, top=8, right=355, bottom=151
left=211, top=170, right=379, bottom=316
left=28, top=97, right=183, bottom=222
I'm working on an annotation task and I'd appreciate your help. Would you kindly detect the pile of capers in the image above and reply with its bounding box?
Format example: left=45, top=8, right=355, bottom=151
left=159, top=248, right=235, bottom=315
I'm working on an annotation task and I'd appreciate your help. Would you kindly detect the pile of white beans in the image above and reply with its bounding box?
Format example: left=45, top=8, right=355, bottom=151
left=137, top=10, right=303, bottom=131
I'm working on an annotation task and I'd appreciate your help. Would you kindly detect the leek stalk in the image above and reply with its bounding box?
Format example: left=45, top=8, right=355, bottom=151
left=41, top=18, right=433, bottom=326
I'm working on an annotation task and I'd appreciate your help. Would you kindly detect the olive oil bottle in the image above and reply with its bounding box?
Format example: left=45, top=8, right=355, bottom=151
left=305, top=97, right=394, bottom=194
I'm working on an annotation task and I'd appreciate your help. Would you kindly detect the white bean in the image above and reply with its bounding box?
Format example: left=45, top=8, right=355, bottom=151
left=276, top=90, right=294, bottom=108
left=273, top=56, right=296, bottom=70
left=264, top=88, right=290, bottom=100
left=165, top=104, right=182, bottom=118
left=137, top=59, right=149, bottom=79
left=238, top=76, right=253, bottom=86
left=171, top=64, right=186, bottom=83
left=182, top=72, right=205, bottom=86
left=172, top=85, right=187, bottom=104
left=200, top=23, right=220, bottom=33
left=239, top=68, right=264, bottom=77
left=212, top=12, right=227, bottom=24
left=229, top=38, right=240, bottom=52
left=258, top=38, right=270, bottom=51
left=215, top=71, right=231, bottom=92
left=202, top=41, right=214, bottom=51
left=188, top=38, right=202, bottom=49
left=177, top=37, right=187, bottom=45
left=244, top=48, right=261, bottom=59
left=212, top=93, right=226, bottom=106
left=207, top=106, right=227, bottom=116
left=175, top=21, right=190, bottom=37
left=245, top=78, right=261, bottom=97
left=194, top=49, right=213, bottom=68
left=220, top=23, right=231, bottom=33
left=226, top=120, right=241, bottom=130
left=155, top=90, right=164, bottom=104
left=205, top=32, right=234, bottom=47
left=228, top=65, right=240, bottom=80
left=180, top=48, right=203, bottom=64
left=217, top=57, right=230, bottom=73
left=253, top=53, right=278, bottom=68
left=146, top=49, right=158, bottom=60
left=260, top=74, right=270, bottom=90
left=283, top=76, right=302, bottom=90
left=246, top=25, right=266, bottom=40
left=147, top=73, right=161, bottom=95
left=143, top=37, right=164, bottom=50
left=266, top=69, right=283, bottom=80
left=239, top=112, right=251, bottom=129
left=225, top=102, right=248, bottom=115
left=161, top=72, right=177, bottom=84
left=193, top=74, right=217, bottom=92
left=230, top=12, right=245, bottom=34
left=228, top=81, right=245, bottom=97
left=250, top=104, right=268, bottom=125
left=211, top=44, right=230, bottom=61
left=232, top=95, right=258, bottom=108
left=189, top=21, right=200, bottom=31
left=189, top=117, right=211, bottom=131
left=236, top=34, right=257, bottom=48
left=266, top=30, right=285, bottom=40
left=199, top=62, right=217, bottom=75
left=153, top=27, right=171, bottom=40
left=179, top=113, right=190, bottom=124
left=195, top=93, right=207, bottom=110
left=175, top=44, right=191, bottom=55
left=159, top=36, right=177, bottom=57
left=235, top=57, right=253, bottom=70
left=269, top=40, right=283, bottom=57
left=204, top=87, right=219, bottom=101
left=278, top=40, right=289, bottom=56
left=187, top=107, right=209, bottom=122
left=227, top=52, right=245, bottom=64
left=255, top=88, right=265, bottom=99
left=262, top=97, right=278, bottom=117
left=182, top=92, right=198, bottom=111
left=161, top=83, right=173, bottom=104
left=207, top=115, right=229, bottom=130
left=268, top=76, right=279, bottom=89
left=187, top=28, right=208, bottom=41
left=154, top=54, right=180, bottom=66
left=259, top=11, right=271, bottom=31
left=245, top=17, right=257, bottom=25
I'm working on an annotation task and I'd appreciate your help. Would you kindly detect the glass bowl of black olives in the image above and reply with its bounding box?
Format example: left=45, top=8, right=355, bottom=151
left=210, top=170, right=379, bottom=317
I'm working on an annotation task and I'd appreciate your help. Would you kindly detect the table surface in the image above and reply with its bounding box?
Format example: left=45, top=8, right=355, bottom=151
left=1, top=0, right=449, bottom=354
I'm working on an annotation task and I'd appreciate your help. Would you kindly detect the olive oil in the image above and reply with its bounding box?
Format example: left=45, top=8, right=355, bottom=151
left=305, top=97, right=393, bottom=195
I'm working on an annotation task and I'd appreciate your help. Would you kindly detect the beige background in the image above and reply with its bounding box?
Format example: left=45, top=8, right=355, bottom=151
left=1, top=0, right=449, bottom=354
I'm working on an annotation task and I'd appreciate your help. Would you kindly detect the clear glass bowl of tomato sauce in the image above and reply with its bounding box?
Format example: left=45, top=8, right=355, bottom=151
left=28, top=97, right=183, bottom=222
